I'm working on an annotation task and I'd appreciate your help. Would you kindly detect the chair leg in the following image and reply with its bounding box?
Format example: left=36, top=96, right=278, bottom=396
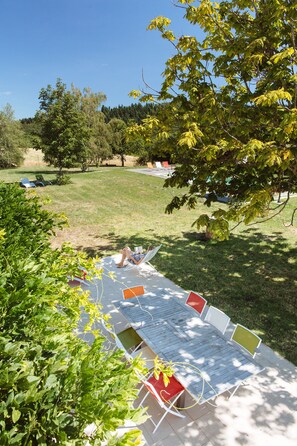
left=138, top=389, right=150, bottom=407
left=152, top=393, right=185, bottom=434
left=228, top=384, right=240, bottom=399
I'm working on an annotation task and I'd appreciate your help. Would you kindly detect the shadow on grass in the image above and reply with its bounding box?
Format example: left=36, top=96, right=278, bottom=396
left=80, top=228, right=297, bottom=364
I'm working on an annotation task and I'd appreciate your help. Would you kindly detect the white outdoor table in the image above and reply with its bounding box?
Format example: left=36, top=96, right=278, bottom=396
left=114, top=293, right=263, bottom=404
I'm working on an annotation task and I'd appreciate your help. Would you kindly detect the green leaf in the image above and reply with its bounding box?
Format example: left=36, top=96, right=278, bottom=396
left=11, top=408, right=21, bottom=423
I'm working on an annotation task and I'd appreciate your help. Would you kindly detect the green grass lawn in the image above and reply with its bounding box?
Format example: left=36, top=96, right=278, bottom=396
left=2, top=165, right=297, bottom=364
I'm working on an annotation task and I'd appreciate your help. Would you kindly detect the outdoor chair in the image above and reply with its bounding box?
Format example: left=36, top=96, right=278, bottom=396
left=186, top=291, right=207, bottom=316
left=35, top=174, right=52, bottom=186
left=204, top=306, right=230, bottom=335
left=20, top=178, right=36, bottom=188
left=155, top=161, right=166, bottom=170
left=230, top=324, right=262, bottom=358
left=68, top=268, right=89, bottom=286
left=125, top=245, right=162, bottom=271
left=102, top=318, right=155, bottom=368
left=162, top=161, right=175, bottom=169
left=147, top=162, right=154, bottom=169
left=227, top=324, right=263, bottom=399
left=122, top=285, right=145, bottom=300
left=138, top=372, right=185, bottom=434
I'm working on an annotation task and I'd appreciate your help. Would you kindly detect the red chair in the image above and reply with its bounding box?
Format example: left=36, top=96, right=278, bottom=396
left=139, top=372, right=185, bottom=433
left=68, top=268, right=89, bottom=286
left=186, top=291, right=207, bottom=316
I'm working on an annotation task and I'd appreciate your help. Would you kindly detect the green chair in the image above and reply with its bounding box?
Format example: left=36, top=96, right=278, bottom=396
left=35, top=174, right=52, bottom=186
left=116, top=326, right=143, bottom=351
left=231, top=324, right=262, bottom=358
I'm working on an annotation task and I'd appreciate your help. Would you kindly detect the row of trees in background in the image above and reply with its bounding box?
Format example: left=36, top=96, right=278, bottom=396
left=1, top=84, right=157, bottom=172
left=17, top=83, right=157, bottom=171
left=101, top=103, right=159, bottom=124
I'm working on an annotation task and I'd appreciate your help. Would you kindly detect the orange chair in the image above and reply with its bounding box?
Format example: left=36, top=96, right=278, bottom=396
left=122, top=285, right=145, bottom=300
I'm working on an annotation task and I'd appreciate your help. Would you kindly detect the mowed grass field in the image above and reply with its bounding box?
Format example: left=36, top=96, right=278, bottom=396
left=2, top=161, right=297, bottom=364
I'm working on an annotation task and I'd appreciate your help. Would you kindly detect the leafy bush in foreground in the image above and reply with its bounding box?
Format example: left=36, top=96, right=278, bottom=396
left=0, top=184, right=144, bottom=445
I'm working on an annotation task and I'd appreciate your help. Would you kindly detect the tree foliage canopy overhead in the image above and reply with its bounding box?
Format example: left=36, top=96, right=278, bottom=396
left=129, top=0, right=297, bottom=239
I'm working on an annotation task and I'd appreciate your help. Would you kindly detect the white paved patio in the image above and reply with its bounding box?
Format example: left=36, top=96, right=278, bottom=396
left=83, top=256, right=297, bottom=446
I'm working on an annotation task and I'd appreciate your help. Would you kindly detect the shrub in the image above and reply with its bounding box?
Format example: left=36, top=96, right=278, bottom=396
left=0, top=184, right=145, bottom=445
left=55, top=173, right=72, bottom=185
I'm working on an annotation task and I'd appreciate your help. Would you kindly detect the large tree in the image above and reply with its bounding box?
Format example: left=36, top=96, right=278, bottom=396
left=0, top=104, right=26, bottom=168
left=108, top=118, right=128, bottom=166
left=130, top=0, right=297, bottom=239
left=36, top=79, right=90, bottom=172
left=73, top=87, right=112, bottom=168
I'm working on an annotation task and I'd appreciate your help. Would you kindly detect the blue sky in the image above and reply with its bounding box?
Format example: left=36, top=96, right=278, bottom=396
left=0, top=0, right=199, bottom=119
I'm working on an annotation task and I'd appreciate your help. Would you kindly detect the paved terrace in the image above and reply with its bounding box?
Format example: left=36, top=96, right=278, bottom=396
left=82, top=256, right=297, bottom=446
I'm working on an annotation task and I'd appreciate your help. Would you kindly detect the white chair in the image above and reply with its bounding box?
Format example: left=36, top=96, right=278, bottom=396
left=155, top=161, right=166, bottom=170
left=204, top=306, right=230, bottom=335
left=125, top=245, right=162, bottom=270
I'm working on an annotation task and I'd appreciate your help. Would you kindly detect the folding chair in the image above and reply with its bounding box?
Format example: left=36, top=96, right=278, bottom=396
left=155, top=161, right=166, bottom=170
left=186, top=291, right=207, bottom=316
left=139, top=372, right=185, bottom=434
left=125, top=245, right=162, bottom=271
left=204, top=306, right=230, bottom=335
left=228, top=324, right=262, bottom=398
left=122, top=285, right=145, bottom=300
left=230, top=324, right=262, bottom=358
left=67, top=268, right=90, bottom=286
left=162, top=161, right=174, bottom=169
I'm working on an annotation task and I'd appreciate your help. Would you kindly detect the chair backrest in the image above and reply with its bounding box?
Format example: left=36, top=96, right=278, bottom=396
left=204, top=306, right=230, bottom=334
left=128, top=245, right=162, bottom=269
left=145, top=373, right=184, bottom=407
left=122, top=285, right=145, bottom=300
left=147, top=162, right=154, bottom=169
left=20, top=178, right=30, bottom=184
left=155, top=161, right=163, bottom=169
left=231, top=324, right=262, bottom=357
left=141, top=245, right=161, bottom=264
left=36, top=174, right=44, bottom=181
left=186, top=291, right=207, bottom=315
left=162, top=161, right=169, bottom=168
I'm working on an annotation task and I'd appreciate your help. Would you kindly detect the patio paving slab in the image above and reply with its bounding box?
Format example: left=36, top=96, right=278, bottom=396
left=84, top=255, right=297, bottom=446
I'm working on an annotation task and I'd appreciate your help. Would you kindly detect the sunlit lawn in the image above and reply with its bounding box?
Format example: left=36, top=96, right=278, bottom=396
left=2, top=165, right=297, bottom=364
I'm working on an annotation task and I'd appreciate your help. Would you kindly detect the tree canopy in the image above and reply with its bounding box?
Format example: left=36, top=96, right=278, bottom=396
left=36, top=80, right=92, bottom=172
left=0, top=104, right=26, bottom=168
left=129, top=0, right=297, bottom=239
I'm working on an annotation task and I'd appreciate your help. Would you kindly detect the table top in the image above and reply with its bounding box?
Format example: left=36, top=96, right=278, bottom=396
left=114, top=293, right=263, bottom=403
